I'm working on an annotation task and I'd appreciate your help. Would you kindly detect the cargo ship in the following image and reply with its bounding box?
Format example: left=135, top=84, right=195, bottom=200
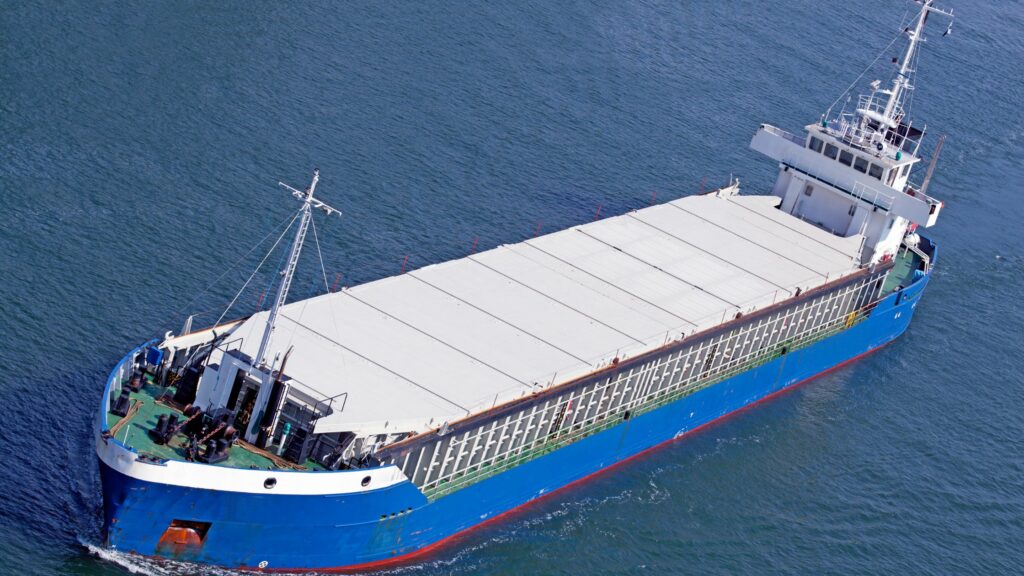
left=96, top=2, right=953, bottom=571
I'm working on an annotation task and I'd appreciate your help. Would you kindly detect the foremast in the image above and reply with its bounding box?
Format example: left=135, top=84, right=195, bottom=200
left=246, top=169, right=340, bottom=442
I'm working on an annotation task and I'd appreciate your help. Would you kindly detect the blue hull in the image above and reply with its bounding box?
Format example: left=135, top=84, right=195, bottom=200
left=101, top=275, right=928, bottom=571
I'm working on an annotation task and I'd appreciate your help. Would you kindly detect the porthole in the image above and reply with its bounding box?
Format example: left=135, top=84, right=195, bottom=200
left=361, top=475, right=372, bottom=487
left=264, top=477, right=277, bottom=489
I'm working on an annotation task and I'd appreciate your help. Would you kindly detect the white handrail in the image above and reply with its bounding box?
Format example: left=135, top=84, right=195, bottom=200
left=761, top=124, right=805, bottom=146
left=851, top=181, right=896, bottom=211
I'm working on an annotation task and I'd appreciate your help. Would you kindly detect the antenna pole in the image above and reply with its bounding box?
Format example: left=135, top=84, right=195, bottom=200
left=883, top=0, right=953, bottom=124
left=246, top=169, right=340, bottom=442
left=252, top=170, right=341, bottom=368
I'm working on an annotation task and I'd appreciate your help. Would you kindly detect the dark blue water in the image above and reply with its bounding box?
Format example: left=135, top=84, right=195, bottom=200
left=2, top=1, right=1023, bottom=574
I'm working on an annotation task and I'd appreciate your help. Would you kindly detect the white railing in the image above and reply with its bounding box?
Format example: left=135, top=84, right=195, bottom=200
left=856, top=94, right=902, bottom=123
left=902, top=181, right=940, bottom=206
left=390, top=270, right=889, bottom=497
left=97, top=340, right=155, bottom=439
left=852, top=181, right=896, bottom=211
left=761, top=124, right=805, bottom=146
left=825, top=114, right=873, bottom=148
left=824, top=95, right=919, bottom=160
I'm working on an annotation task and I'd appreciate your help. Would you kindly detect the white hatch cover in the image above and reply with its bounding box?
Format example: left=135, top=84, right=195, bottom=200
left=223, top=192, right=862, bottom=437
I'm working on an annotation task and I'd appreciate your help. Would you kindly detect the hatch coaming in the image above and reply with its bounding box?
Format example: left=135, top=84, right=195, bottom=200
left=377, top=262, right=896, bottom=498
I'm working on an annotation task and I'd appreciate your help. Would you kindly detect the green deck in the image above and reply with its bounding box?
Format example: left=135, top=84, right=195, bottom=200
left=107, top=383, right=283, bottom=470
left=882, top=246, right=925, bottom=295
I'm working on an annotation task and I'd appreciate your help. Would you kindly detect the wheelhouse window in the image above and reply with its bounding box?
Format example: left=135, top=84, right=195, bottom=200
left=854, top=156, right=868, bottom=173
left=824, top=143, right=839, bottom=159
left=839, top=150, right=854, bottom=166
left=808, top=136, right=824, bottom=153
left=901, top=164, right=911, bottom=176
left=869, top=163, right=884, bottom=180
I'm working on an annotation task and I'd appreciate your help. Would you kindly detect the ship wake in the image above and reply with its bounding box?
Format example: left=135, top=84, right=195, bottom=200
left=80, top=537, right=262, bottom=576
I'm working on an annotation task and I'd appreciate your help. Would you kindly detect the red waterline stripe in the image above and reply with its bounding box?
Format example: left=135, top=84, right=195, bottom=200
left=259, top=341, right=891, bottom=573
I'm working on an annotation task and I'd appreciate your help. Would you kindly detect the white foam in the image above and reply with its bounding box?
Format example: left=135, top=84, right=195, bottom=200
left=81, top=539, right=168, bottom=576
left=80, top=537, right=263, bottom=576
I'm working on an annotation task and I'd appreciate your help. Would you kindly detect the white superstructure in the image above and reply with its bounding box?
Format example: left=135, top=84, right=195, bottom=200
left=750, top=0, right=951, bottom=264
